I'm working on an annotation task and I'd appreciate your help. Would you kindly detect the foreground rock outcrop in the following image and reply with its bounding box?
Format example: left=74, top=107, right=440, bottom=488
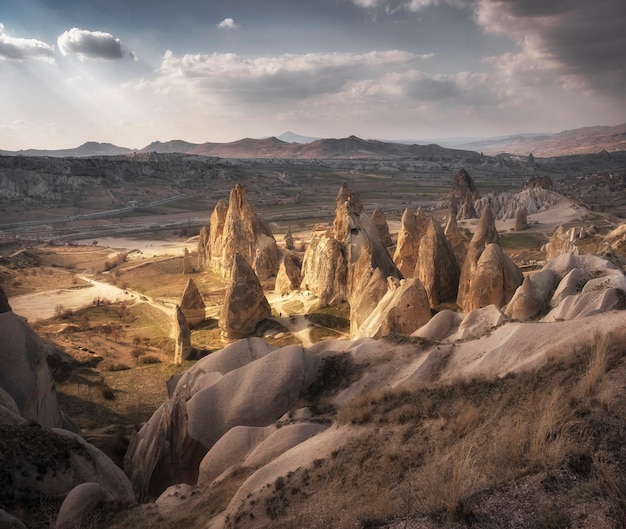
left=199, top=184, right=281, bottom=280
left=219, top=254, right=271, bottom=339
left=124, top=339, right=321, bottom=500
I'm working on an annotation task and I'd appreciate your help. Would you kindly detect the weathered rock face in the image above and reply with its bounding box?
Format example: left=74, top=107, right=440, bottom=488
left=474, top=187, right=558, bottom=221
left=124, top=340, right=320, bottom=500
left=514, top=205, right=528, bottom=231
left=173, top=306, right=192, bottom=365
left=444, top=214, right=467, bottom=268
left=544, top=225, right=581, bottom=261
left=451, top=168, right=479, bottom=219
left=371, top=208, right=393, bottom=247
left=393, top=208, right=428, bottom=278
left=219, top=254, right=271, bottom=339
left=521, top=175, right=553, bottom=191
left=504, top=275, right=546, bottom=320
left=415, top=216, right=460, bottom=306
left=274, top=252, right=302, bottom=295
left=0, top=284, right=11, bottom=313
left=182, top=248, right=193, bottom=274
left=300, top=229, right=348, bottom=307
left=179, top=278, right=205, bottom=328
left=457, top=207, right=500, bottom=311
left=56, top=482, right=114, bottom=529
left=200, top=185, right=281, bottom=280
left=354, top=276, right=432, bottom=338
left=284, top=228, right=295, bottom=250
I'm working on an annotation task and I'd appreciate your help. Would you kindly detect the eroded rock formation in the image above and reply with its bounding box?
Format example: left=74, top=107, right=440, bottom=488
left=173, top=305, right=192, bottom=365
left=444, top=213, right=467, bottom=268
left=219, top=254, right=271, bottom=339
left=514, top=205, right=528, bottom=231
left=371, top=208, right=393, bottom=247
left=274, top=252, right=302, bottom=295
left=200, top=185, right=281, bottom=280
left=284, top=228, right=295, bottom=250
left=179, top=278, right=205, bottom=328
left=450, top=168, right=479, bottom=220
left=183, top=248, right=193, bottom=274
left=544, top=225, right=582, bottom=261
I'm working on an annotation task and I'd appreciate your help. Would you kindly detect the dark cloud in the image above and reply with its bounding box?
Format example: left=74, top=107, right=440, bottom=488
left=57, top=27, right=124, bottom=60
left=0, top=23, right=54, bottom=61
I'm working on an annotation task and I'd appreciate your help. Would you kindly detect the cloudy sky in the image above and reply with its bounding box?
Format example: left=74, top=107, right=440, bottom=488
left=1, top=0, right=624, bottom=150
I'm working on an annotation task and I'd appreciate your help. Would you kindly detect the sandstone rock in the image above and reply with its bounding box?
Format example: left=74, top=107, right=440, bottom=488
left=448, top=305, right=506, bottom=341
left=444, top=214, right=467, bottom=268
left=299, top=230, right=348, bottom=307
left=544, top=225, right=580, bottom=261
left=504, top=275, right=545, bottom=320
left=55, top=482, right=114, bottom=529
left=550, top=268, right=588, bottom=307
left=581, top=274, right=626, bottom=295
left=457, top=207, right=499, bottom=311
left=393, top=208, right=428, bottom=278
left=0, top=284, right=11, bottom=313
left=415, top=216, right=459, bottom=306
left=0, top=310, right=63, bottom=427
left=182, top=248, right=193, bottom=274
left=543, top=253, right=622, bottom=282
left=474, top=188, right=559, bottom=221
left=514, top=204, right=528, bottom=231
left=354, top=277, right=432, bottom=338
left=173, top=306, right=192, bottom=365
left=274, top=252, right=302, bottom=295
left=521, top=175, right=553, bottom=191
left=451, top=168, right=479, bottom=219
left=155, top=483, right=194, bottom=510
left=200, top=185, right=281, bottom=280
left=371, top=208, right=393, bottom=247
left=219, top=254, right=271, bottom=339
left=179, top=278, right=205, bottom=328
left=411, top=310, right=463, bottom=341
left=284, top=228, right=295, bottom=250
left=542, top=289, right=624, bottom=322
left=125, top=343, right=320, bottom=499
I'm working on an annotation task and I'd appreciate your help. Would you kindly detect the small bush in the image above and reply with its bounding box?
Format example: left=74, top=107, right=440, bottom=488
left=139, top=354, right=162, bottom=365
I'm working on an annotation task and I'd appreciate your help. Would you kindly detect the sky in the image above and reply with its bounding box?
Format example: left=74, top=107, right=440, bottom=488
left=0, top=0, right=624, bottom=150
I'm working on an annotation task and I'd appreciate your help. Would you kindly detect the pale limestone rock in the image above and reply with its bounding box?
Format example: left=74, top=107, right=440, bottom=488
left=544, top=225, right=580, bottom=261
left=550, top=268, right=588, bottom=308
left=219, top=254, right=271, bottom=340
left=444, top=214, right=467, bottom=268
left=411, top=310, right=463, bottom=341
left=448, top=305, right=506, bottom=341
left=371, top=207, right=393, bottom=247
left=542, top=289, right=624, bottom=322
left=504, top=275, right=546, bottom=320
left=179, top=278, right=205, bottom=328
left=173, top=305, right=192, bottom=365
left=393, top=208, right=427, bottom=278
left=581, top=274, right=626, bottom=295
left=201, top=185, right=281, bottom=280
left=155, top=484, right=194, bottom=510
left=274, top=252, right=302, bottom=295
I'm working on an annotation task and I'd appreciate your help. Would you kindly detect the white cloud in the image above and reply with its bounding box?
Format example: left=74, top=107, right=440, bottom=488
left=0, top=23, right=55, bottom=62
left=57, top=28, right=124, bottom=61
left=217, top=18, right=240, bottom=30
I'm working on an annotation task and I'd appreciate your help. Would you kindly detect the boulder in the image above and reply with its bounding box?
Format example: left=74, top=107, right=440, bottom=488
left=55, top=482, right=114, bottom=529
left=173, top=305, right=192, bottom=365
left=200, top=185, right=281, bottom=280
left=371, top=208, right=393, bottom=247
left=179, top=278, right=205, bottom=328
left=274, top=253, right=302, bottom=295
left=219, top=254, right=271, bottom=340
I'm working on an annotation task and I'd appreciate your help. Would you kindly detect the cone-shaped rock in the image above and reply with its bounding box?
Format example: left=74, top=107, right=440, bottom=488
left=219, top=254, right=271, bottom=339
left=444, top=214, right=467, bottom=268
left=457, top=207, right=500, bottom=311
left=415, top=217, right=460, bottom=306
left=183, top=248, right=193, bottom=274
left=451, top=168, right=479, bottom=219
left=504, top=274, right=546, bottom=320
left=200, top=185, right=281, bottom=280
left=274, top=253, right=302, bottom=295
left=173, top=305, right=192, bottom=365
left=179, top=278, right=205, bottom=328
left=300, top=229, right=348, bottom=307
left=371, top=208, right=393, bottom=247
left=393, top=208, right=428, bottom=278
left=284, top=228, right=295, bottom=250
left=514, top=205, right=528, bottom=231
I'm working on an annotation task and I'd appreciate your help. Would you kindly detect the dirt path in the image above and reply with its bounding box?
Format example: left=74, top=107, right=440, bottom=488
left=9, top=275, right=173, bottom=323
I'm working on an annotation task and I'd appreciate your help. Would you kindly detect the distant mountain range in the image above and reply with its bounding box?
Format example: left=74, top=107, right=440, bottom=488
left=1, top=124, right=623, bottom=159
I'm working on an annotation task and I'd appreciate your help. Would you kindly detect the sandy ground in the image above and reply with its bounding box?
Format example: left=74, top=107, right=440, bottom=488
left=76, top=237, right=198, bottom=260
